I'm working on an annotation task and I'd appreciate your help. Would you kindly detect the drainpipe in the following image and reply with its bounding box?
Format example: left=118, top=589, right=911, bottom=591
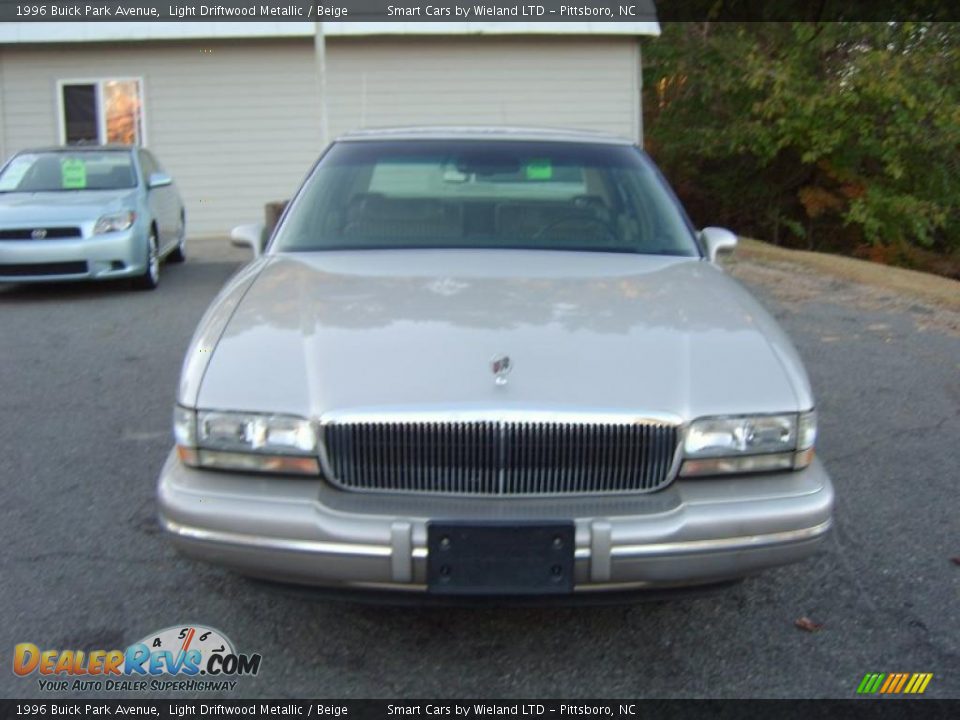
left=314, top=22, right=329, bottom=149
left=635, top=38, right=644, bottom=147
left=0, top=48, right=6, bottom=161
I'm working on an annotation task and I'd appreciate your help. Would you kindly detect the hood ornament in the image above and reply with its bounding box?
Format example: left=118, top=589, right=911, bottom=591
left=490, top=354, right=511, bottom=386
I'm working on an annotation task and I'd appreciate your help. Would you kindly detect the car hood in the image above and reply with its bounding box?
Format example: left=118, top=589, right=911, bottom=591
left=0, top=190, right=137, bottom=226
left=191, top=250, right=812, bottom=420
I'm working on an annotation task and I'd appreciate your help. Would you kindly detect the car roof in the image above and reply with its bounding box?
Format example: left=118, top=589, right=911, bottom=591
left=336, top=126, right=635, bottom=146
left=17, top=145, right=135, bottom=154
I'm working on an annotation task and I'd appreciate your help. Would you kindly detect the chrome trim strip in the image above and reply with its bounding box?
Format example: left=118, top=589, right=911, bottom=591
left=497, top=421, right=506, bottom=495
left=162, top=517, right=831, bottom=565
left=160, top=516, right=392, bottom=558
left=319, top=408, right=684, bottom=426
left=390, top=521, right=413, bottom=582
left=590, top=521, right=612, bottom=582
left=341, top=582, right=429, bottom=592
left=573, top=581, right=658, bottom=592
left=315, top=423, right=338, bottom=484
left=611, top=518, right=833, bottom=558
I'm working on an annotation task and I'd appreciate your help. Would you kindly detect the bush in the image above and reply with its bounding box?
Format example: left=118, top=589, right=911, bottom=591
left=643, top=22, right=960, bottom=263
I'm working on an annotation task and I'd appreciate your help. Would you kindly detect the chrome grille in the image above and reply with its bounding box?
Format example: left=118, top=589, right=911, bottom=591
left=322, top=421, right=680, bottom=496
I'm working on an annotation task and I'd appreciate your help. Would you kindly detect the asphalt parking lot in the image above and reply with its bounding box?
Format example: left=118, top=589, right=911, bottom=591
left=1, top=239, right=957, bottom=699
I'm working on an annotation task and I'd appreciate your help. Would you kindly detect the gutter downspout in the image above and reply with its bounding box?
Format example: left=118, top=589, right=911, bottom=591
left=313, top=22, right=329, bottom=150
left=635, top=38, right=644, bottom=147
left=0, top=48, right=6, bottom=161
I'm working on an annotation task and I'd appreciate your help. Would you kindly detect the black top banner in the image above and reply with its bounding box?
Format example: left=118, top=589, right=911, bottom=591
left=0, top=0, right=655, bottom=22
left=0, top=700, right=958, bottom=720
left=0, top=0, right=957, bottom=23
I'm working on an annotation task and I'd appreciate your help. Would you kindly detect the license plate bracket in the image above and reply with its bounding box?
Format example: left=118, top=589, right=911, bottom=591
left=426, top=521, right=575, bottom=595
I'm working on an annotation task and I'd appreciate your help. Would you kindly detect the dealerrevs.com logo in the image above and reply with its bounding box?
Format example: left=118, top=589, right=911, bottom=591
left=13, top=625, right=261, bottom=692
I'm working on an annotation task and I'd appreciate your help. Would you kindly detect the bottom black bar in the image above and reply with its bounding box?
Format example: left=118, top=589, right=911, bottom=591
left=0, top=700, right=957, bottom=720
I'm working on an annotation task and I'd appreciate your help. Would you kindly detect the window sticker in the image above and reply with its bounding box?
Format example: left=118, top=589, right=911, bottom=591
left=525, top=159, right=553, bottom=181
left=61, top=158, right=87, bottom=189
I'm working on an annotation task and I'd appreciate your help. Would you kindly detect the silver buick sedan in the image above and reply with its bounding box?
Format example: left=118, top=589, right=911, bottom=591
left=158, top=127, right=833, bottom=599
left=0, top=146, right=185, bottom=290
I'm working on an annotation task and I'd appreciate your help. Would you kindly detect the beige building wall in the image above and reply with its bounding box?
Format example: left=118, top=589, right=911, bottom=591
left=0, top=36, right=641, bottom=236
left=325, top=36, right=640, bottom=140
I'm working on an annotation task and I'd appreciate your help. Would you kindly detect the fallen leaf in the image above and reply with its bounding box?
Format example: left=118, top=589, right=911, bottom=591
left=795, top=616, right=824, bottom=632
left=950, top=557, right=960, bottom=566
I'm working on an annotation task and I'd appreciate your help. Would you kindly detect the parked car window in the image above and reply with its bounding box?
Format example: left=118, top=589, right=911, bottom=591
left=138, top=150, right=158, bottom=184
left=0, top=150, right=137, bottom=192
left=275, top=140, right=699, bottom=256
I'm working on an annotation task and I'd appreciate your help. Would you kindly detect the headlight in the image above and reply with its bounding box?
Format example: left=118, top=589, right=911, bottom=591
left=173, top=406, right=320, bottom=476
left=684, top=414, right=796, bottom=457
left=798, top=410, right=817, bottom=450
left=93, top=210, right=136, bottom=234
left=680, top=411, right=816, bottom=477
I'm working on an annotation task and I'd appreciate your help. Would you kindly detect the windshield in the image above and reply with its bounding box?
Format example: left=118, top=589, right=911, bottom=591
left=0, top=151, right=137, bottom=192
left=274, top=140, right=700, bottom=256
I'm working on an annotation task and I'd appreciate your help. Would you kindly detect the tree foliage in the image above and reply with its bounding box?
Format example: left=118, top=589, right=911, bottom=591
left=643, top=22, right=960, bottom=263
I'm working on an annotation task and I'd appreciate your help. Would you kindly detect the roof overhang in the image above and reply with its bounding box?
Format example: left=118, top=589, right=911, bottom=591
left=337, top=125, right=636, bottom=144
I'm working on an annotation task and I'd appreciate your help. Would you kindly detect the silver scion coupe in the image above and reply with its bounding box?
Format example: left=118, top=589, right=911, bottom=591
left=158, top=127, right=834, bottom=599
left=0, top=146, right=185, bottom=290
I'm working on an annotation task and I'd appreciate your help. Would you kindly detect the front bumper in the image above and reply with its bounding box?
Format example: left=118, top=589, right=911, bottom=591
left=157, top=449, right=833, bottom=594
left=0, top=230, right=146, bottom=282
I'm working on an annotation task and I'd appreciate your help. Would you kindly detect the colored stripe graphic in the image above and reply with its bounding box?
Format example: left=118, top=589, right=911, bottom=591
left=880, top=673, right=908, bottom=693
left=904, top=673, right=933, bottom=694
left=857, top=673, right=885, bottom=694
left=857, top=672, right=932, bottom=694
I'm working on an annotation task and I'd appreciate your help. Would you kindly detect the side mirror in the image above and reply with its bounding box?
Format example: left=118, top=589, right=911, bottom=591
left=230, top=223, right=266, bottom=258
left=700, top=227, right=738, bottom=263
left=147, top=172, right=173, bottom=189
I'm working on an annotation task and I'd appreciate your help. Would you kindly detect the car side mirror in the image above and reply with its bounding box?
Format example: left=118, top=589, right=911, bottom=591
left=700, top=227, right=738, bottom=263
left=230, top=223, right=266, bottom=258
left=147, top=172, right=173, bottom=189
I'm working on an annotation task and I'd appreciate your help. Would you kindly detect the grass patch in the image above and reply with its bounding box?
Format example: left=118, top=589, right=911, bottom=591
left=732, top=238, right=960, bottom=312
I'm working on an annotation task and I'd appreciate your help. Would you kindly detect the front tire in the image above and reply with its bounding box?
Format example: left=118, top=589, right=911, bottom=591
left=132, top=231, right=160, bottom=291
left=168, top=212, right=186, bottom=263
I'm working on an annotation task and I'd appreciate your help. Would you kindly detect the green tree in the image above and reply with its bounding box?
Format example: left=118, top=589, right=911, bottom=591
left=643, top=22, right=960, bottom=262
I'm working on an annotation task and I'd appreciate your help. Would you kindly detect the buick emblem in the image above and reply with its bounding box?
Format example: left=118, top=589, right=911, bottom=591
left=490, top=354, right=511, bottom=386
left=31, top=228, right=47, bottom=240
